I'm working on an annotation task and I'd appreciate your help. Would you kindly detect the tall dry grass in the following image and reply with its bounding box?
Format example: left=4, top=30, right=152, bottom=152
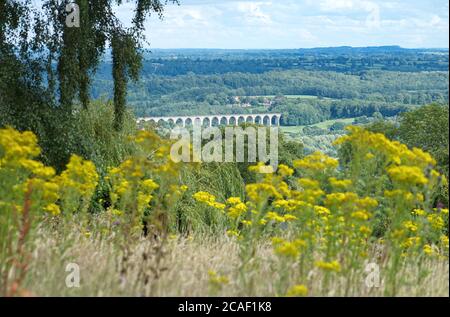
left=23, top=227, right=449, bottom=297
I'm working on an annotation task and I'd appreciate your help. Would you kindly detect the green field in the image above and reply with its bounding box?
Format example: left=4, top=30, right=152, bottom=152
left=254, top=94, right=331, bottom=100
left=281, top=117, right=356, bottom=134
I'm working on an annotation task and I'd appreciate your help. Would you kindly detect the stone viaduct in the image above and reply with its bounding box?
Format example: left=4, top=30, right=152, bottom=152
left=137, top=113, right=282, bottom=127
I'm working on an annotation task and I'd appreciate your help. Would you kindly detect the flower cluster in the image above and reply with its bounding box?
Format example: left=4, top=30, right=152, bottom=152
left=192, top=127, right=448, bottom=295
left=286, top=284, right=308, bottom=297
left=334, top=126, right=436, bottom=168
left=56, top=155, right=99, bottom=214
left=1, top=128, right=101, bottom=219
left=193, top=191, right=225, bottom=210
left=0, top=129, right=46, bottom=216
left=106, top=129, right=187, bottom=235
left=0, top=127, right=41, bottom=169
left=226, top=197, right=248, bottom=219
left=293, top=151, right=339, bottom=172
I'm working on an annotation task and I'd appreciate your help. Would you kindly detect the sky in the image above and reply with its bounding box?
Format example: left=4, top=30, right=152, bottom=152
left=112, top=0, right=449, bottom=49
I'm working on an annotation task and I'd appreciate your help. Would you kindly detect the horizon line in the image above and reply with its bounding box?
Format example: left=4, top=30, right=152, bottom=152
left=141, top=46, right=449, bottom=51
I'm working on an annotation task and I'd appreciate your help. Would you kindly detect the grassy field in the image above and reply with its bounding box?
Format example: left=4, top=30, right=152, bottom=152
left=23, top=229, right=450, bottom=297
left=281, top=118, right=356, bottom=134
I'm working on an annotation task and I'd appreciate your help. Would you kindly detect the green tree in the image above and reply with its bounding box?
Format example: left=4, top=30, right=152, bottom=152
left=1, top=0, right=177, bottom=169
left=329, top=121, right=346, bottom=131
left=398, top=104, right=449, bottom=176
left=1, top=0, right=178, bottom=130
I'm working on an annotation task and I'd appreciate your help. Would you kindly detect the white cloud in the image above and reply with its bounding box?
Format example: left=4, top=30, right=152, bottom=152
left=236, top=2, right=273, bottom=25
left=320, top=0, right=355, bottom=11
left=318, top=0, right=381, bottom=28
left=138, top=0, right=448, bottom=48
left=430, top=15, right=442, bottom=27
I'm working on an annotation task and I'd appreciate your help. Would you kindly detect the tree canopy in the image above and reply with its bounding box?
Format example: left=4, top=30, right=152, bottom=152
left=0, top=0, right=177, bottom=130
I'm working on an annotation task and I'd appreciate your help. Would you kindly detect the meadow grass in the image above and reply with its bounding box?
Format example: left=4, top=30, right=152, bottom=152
left=23, top=228, right=449, bottom=297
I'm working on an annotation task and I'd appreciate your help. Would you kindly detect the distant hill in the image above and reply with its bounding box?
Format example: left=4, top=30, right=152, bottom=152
left=96, top=46, right=449, bottom=80
left=141, top=46, right=448, bottom=59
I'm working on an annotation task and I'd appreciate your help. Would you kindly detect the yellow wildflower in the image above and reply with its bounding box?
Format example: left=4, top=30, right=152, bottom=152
left=329, top=177, right=352, bottom=191
left=403, top=220, right=418, bottom=232
left=57, top=155, right=99, bottom=197
left=228, top=202, right=247, bottom=219
left=384, top=189, right=416, bottom=203
left=440, top=235, right=449, bottom=249
left=208, top=270, right=229, bottom=286
left=211, top=202, right=226, bottom=210
left=315, top=260, right=341, bottom=272
left=227, top=197, right=243, bottom=205
left=293, top=151, right=338, bottom=172
left=423, top=244, right=436, bottom=256
left=226, top=229, right=240, bottom=238
left=387, top=166, right=428, bottom=186
left=241, top=220, right=252, bottom=226
left=246, top=183, right=282, bottom=202
left=351, top=210, right=370, bottom=221
left=412, top=209, right=426, bottom=216
left=286, top=285, right=308, bottom=297
left=271, top=237, right=285, bottom=245
left=359, top=225, right=372, bottom=235
left=266, top=211, right=285, bottom=223
left=298, top=178, right=320, bottom=189
left=44, top=203, right=61, bottom=216
left=325, top=192, right=358, bottom=207
left=277, top=164, right=294, bottom=177
left=427, top=214, right=444, bottom=230
left=284, top=214, right=298, bottom=222
left=142, top=179, right=159, bottom=191
left=274, top=241, right=299, bottom=258
left=356, top=197, right=378, bottom=210
left=314, top=206, right=331, bottom=216
left=402, top=237, right=421, bottom=248
left=193, top=191, right=225, bottom=210
left=248, top=162, right=273, bottom=174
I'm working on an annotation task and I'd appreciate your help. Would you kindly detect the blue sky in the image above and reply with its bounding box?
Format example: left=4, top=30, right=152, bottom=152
left=116, top=0, right=448, bottom=49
